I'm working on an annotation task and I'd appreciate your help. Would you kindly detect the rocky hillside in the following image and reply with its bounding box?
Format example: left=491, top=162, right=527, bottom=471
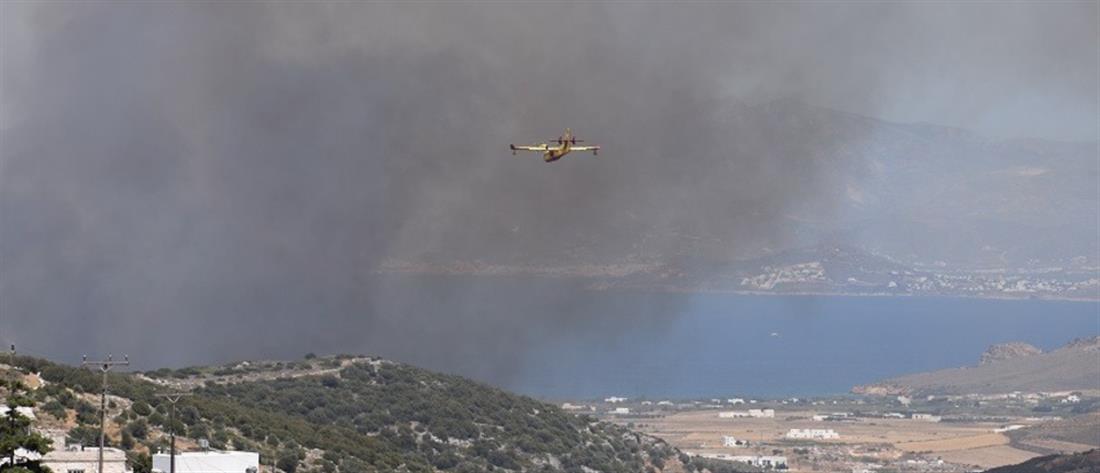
left=1005, top=413, right=1100, bottom=456
left=3, top=354, right=750, bottom=473
left=981, top=342, right=1043, bottom=366
left=853, top=337, right=1100, bottom=396
left=982, top=449, right=1099, bottom=473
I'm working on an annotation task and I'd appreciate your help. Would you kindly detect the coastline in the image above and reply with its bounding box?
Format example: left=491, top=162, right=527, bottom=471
left=374, top=267, right=1100, bottom=303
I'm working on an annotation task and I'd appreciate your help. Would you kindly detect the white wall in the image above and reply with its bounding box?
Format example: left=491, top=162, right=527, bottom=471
left=152, top=452, right=259, bottom=473
left=42, top=447, right=129, bottom=473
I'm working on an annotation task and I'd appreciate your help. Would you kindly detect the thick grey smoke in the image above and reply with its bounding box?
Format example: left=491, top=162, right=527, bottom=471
left=0, top=3, right=1095, bottom=385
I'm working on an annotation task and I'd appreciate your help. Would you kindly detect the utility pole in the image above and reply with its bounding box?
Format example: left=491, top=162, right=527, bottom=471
left=82, top=354, right=129, bottom=473
left=7, top=344, right=16, bottom=470
left=157, top=392, right=191, bottom=473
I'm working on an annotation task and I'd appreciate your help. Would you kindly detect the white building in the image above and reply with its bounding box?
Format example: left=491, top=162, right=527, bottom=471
left=610, top=407, right=630, bottom=415
left=603, top=396, right=627, bottom=403
left=728, top=455, right=787, bottom=470
left=0, top=448, right=40, bottom=469
left=692, top=453, right=786, bottom=469
left=0, top=405, right=36, bottom=420
left=994, top=425, right=1025, bottom=433
left=813, top=412, right=852, bottom=421
left=911, top=413, right=941, bottom=422
left=721, top=436, right=748, bottom=447
left=152, top=451, right=259, bottom=473
left=718, top=409, right=774, bottom=419
left=42, top=447, right=131, bottom=473
left=727, top=398, right=745, bottom=405
left=785, top=428, right=839, bottom=440
left=751, top=408, right=774, bottom=418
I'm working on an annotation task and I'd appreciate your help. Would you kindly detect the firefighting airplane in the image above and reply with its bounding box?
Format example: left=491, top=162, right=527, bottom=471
left=510, top=128, right=600, bottom=162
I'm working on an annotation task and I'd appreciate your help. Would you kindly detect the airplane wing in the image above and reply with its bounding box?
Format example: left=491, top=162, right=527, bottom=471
left=510, top=144, right=549, bottom=152
left=572, top=145, right=601, bottom=153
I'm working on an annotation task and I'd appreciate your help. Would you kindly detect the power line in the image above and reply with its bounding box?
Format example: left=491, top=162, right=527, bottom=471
left=82, top=354, right=129, bottom=473
left=157, top=392, right=192, bottom=473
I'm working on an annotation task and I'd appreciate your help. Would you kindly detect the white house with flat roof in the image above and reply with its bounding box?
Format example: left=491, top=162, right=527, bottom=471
left=718, top=409, right=774, bottom=419
left=786, top=428, right=839, bottom=440
left=729, top=455, right=787, bottom=469
left=42, top=447, right=131, bottom=473
left=152, top=451, right=259, bottom=473
left=721, top=436, right=748, bottom=447
left=694, top=453, right=787, bottom=470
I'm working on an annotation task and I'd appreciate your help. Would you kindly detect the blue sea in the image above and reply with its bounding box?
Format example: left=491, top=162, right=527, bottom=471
left=497, top=291, right=1099, bottom=400
left=27, top=274, right=1092, bottom=402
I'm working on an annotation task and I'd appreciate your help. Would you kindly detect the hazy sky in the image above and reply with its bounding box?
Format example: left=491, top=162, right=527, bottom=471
left=0, top=2, right=1096, bottom=378
left=4, top=3, right=1097, bottom=141
left=712, top=2, right=1099, bottom=142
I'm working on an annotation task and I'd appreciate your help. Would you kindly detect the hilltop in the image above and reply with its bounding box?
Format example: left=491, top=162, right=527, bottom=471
left=981, top=343, right=1043, bottom=366
left=853, top=337, right=1100, bottom=396
left=2, top=354, right=757, bottom=473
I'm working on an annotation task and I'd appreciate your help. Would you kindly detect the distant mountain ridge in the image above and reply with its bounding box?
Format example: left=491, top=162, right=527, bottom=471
left=388, top=100, right=1098, bottom=282
left=383, top=243, right=1099, bottom=300
left=853, top=337, right=1100, bottom=396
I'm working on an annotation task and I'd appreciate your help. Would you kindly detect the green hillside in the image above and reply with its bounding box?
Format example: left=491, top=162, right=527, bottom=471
left=4, top=355, right=751, bottom=473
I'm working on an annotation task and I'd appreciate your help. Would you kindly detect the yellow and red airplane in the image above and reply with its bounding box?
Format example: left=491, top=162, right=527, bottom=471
left=510, top=128, right=600, bottom=163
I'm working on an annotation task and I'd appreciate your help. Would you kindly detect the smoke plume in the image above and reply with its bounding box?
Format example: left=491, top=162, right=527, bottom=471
left=1, top=3, right=1095, bottom=387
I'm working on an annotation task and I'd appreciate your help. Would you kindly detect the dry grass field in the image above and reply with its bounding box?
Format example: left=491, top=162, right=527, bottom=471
left=935, top=445, right=1039, bottom=469
left=896, top=432, right=1009, bottom=452
left=637, top=410, right=1053, bottom=470
left=643, top=410, right=1028, bottom=446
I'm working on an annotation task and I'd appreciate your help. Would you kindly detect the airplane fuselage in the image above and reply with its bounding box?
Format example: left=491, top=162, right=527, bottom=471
left=543, top=145, right=570, bottom=162
left=542, top=129, right=574, bottom=162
